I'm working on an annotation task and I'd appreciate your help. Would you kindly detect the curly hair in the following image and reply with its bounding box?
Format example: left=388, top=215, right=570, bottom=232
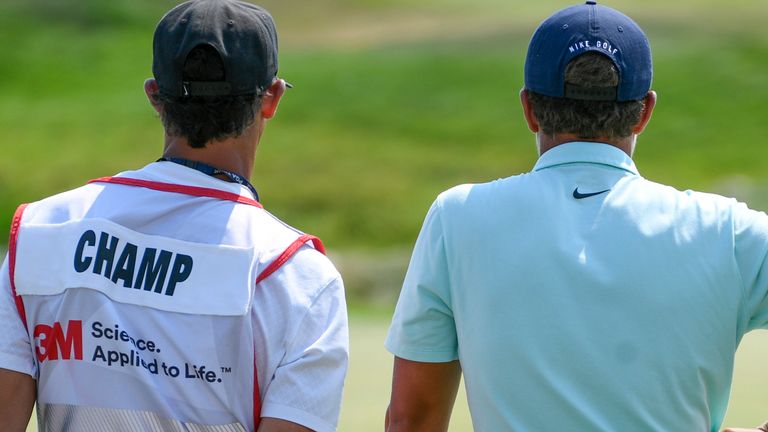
left=527, top=52, right=645, bottom=140
left=152, top=45, right=262, bottom=148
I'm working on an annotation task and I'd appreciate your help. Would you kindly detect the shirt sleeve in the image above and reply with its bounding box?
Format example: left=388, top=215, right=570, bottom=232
left=732, top=203, right=768, bottom=332
left=260, top=254, right=349, bottom=432
left=385, top=199, right=458, bottom=363
left=0, top=254, right=36, bottom=377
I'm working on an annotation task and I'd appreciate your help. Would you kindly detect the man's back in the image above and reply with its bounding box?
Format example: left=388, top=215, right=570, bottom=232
left=387, top=142, right=768, bottom=431
left=4, top=162, right=347, bottom=430
left=386, top=3, right=768, bottom=431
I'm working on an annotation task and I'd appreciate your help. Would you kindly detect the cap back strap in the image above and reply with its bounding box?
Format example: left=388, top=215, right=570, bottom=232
left=182, top=81, right=233, bottom=97
left=564, top=83, right=618, bottom=101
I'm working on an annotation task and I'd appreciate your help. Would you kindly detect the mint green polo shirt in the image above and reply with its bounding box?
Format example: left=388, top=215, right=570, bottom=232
left=386, top=142, right=768, bottom=431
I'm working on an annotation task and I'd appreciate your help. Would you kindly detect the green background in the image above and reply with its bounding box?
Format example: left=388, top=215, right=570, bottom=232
left=2, top=0, right=767, bottom=430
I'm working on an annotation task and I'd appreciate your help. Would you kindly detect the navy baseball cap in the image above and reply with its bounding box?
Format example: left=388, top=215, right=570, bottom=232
left=153, top=0, right=280, bottom=97
left=524, top=1, right=652, bottom=101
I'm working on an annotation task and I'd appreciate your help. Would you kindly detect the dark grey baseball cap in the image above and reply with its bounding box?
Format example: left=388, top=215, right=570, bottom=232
left=153, top=0, right=279, bottom=97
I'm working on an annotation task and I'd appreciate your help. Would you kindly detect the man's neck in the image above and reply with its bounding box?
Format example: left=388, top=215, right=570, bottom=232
left=537, top=133, right=635, bottom=157
left=161, top=123, right=262, bottom=180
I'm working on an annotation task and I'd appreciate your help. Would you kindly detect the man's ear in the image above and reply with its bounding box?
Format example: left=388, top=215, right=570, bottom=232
left=632, top=90, right=657, bottom=135
left=520, top=88, right=540, bottom=133
left=260, top=79, right=287, bottom=120
left=144, top=78, right=162, bottom=114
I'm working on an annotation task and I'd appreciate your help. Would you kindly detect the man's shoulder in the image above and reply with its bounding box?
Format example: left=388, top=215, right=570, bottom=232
left=253, top=215, right=342, bottom=306
left=267, top=241, right=341, bottom=286
left=621, top=177, right=768, bottom=235
left=684, top=188, right=768, bottom=230
left=258, top=214, right=333, bottom=259
left=19, top=183, right=102, bottom=224
left=637, top=178, right=742, bottom=214
left=434, top=175, right=527, bottom=212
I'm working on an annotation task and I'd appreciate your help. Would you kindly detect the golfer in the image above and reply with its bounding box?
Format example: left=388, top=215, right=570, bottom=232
left=0, top=1, right=348, bottom=431
left=385, top=1, right=768, bottom=431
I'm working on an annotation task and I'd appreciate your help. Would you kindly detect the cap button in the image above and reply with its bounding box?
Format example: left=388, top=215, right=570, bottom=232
left=586, top=0, right=597, bottom=4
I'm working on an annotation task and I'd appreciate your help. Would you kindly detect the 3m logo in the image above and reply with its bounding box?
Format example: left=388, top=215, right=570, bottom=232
left=34, top=321, right=83, bottom=362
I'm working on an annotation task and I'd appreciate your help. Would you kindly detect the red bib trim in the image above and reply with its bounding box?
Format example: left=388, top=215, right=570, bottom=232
left=89, top=177, right=263, bottom=208
left=253, top=354, right=262, bottom=430
left=256, top=235, right=326, bottom=284
left=8, top=204, right=29, bottom=331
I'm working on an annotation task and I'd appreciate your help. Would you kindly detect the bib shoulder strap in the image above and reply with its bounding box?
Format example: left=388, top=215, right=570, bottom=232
left=256, top=235, right=326, bottom=284
left=252, top=234, right=325, bottom=428
left=8, top=204, right=29, bottom=331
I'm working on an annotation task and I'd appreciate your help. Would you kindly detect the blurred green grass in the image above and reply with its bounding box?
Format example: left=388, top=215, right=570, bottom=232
left=2, top=0, right=768, bottom=249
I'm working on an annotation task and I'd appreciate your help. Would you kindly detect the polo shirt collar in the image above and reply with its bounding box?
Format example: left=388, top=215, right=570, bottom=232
left=533, top=141, right=639, bottom=175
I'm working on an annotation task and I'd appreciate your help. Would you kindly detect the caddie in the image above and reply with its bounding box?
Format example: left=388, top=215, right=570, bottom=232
left=0, top=1, right=348, bottom=431
left=385, top=1, right=768, bottom=431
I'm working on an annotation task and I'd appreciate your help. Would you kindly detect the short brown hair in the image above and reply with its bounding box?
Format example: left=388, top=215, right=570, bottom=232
left=527, top=52, right=645, bottom=140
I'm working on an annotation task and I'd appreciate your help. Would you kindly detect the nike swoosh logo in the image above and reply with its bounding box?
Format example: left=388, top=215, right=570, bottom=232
left=573, top=187, right=610, bottom=199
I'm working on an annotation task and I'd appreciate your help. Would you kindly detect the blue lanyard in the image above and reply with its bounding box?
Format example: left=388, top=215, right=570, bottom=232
left=158, top=157, right=260, bottom=202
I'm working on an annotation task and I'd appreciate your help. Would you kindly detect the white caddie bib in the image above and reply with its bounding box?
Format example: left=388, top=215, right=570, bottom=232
left=7, top=176, right=326, bottom=432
